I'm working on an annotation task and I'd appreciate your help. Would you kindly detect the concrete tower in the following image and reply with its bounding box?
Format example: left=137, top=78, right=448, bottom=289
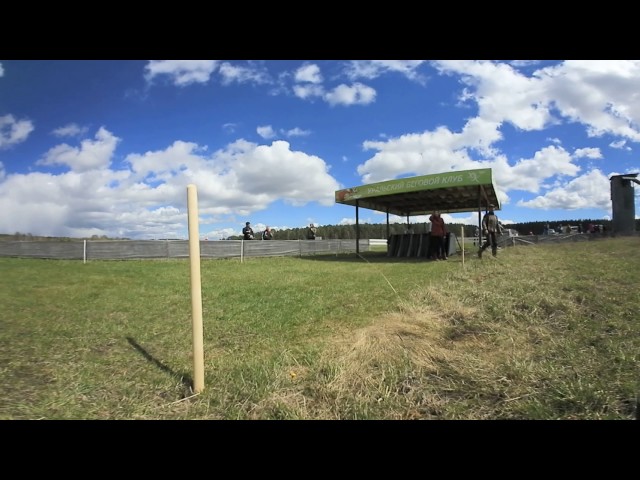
left=610, top=173, right=639, bottom=235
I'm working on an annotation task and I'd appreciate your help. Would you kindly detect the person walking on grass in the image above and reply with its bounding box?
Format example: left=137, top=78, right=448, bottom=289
left=478, top=204, right=503, bottom=258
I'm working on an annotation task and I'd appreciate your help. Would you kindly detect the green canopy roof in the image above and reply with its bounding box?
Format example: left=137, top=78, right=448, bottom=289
left=335, top=168, right=500, bottom=216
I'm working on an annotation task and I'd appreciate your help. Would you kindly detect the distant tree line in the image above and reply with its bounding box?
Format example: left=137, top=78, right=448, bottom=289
left=227, top=218, right=638, bottom=241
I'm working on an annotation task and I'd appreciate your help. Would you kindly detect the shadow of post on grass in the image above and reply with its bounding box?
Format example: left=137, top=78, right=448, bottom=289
left=126, top=336, right=194, bottom=397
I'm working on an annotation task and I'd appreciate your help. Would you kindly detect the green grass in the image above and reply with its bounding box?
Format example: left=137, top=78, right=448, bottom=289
left=1, top=238, right=638, bottom=419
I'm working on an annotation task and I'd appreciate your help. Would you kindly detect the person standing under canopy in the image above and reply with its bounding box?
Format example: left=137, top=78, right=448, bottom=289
left=428, top=211, right=448, bottom=260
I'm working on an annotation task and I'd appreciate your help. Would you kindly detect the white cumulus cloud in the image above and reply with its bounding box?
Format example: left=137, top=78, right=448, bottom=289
left=0, top=114, right=35, bottom=149
left=144, top=60, right=219, bottom=86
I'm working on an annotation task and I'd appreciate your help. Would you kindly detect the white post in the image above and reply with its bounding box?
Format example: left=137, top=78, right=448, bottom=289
left=187, top=184, right=205, bottom=394
left=83, top=239, right=87, bottom=264
left=241, top=239, right=244, bottom=263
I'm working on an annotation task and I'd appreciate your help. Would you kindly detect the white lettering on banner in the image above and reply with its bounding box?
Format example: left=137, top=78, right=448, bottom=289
left=365, top=182, right=405, bottom=195
left=338, top=170, right=488, bottom=201
left=356, top=171, right=486, bottom=198
left=365, top=174, right=466, bottom=195
left=441, top=174, right=463, bottom=184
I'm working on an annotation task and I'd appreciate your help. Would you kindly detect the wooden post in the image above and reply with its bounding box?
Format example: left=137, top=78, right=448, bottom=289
left=461, top=225, right=465, bottom=267
left=187, top=184, right=205, bottom=394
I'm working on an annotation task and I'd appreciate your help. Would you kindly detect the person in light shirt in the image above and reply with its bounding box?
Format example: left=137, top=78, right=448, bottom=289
left=262, top=226, right=273, bottom=240
left=478, top=205, right=503, bottom=258
left=307, top=223, right=317, bottom=240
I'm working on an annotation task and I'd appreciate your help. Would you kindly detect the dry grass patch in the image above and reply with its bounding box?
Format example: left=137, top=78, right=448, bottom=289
left=254, top=283, right=508, bottom=419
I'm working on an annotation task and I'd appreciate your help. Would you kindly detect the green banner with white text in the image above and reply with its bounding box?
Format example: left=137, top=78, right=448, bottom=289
left=335, top=168, right=493, bottom=203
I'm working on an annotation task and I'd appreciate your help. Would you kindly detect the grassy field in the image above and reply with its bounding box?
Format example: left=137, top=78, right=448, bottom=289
left=1, top=237, right=638, bottom=419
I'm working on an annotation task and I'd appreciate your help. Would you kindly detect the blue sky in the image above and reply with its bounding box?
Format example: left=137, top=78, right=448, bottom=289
left=0, top=60, right=638, bottom=239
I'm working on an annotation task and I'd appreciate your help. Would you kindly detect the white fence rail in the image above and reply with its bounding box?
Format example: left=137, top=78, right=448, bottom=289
left=369, top=239, right=388, bottom=246
left=1, top=233, right=630, bottom=262
left=0, top=239, right=371, bottom=261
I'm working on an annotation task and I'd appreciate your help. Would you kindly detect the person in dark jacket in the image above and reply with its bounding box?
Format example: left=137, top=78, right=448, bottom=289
left=242, top=221, right=254, bottom=240
left=478, top=205, right=502, bottom=258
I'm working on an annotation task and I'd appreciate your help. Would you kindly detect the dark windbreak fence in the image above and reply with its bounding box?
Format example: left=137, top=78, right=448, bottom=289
left=0, top=239, right=370, bottom=261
